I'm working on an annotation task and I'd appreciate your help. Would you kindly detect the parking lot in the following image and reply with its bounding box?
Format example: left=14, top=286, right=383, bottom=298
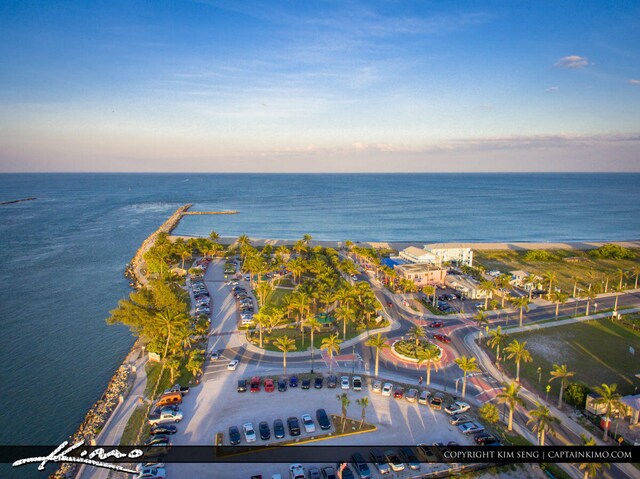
left=164, top=371, right=476, bottom=478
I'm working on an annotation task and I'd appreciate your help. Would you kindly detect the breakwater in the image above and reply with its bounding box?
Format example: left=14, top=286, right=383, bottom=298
left=183, top=210, right=239, bottom=215
left=0, top=197, right=36, bottom=205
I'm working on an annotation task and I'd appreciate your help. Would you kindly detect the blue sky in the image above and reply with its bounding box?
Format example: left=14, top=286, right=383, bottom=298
left=1, top=0, right=639, bottom=172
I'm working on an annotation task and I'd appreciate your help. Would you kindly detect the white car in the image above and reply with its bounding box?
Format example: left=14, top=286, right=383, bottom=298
left=243, top=422, right=257, bottom=443
left=136, top=467, right=166, bottom=479
left=210, top=351, right=219, bottom=360
left=227, top=360, right=239, bottom=371
left=301, top=414, right=316, bottom=433
left=372, top=380, right=382, bottom=393
left=444, top=401, right=471, bottom=415
left=289, top=464, right=305, bottom=479
left=381, top=382, right=393, bottom=397
left=340, top=376, right=350, bottom=389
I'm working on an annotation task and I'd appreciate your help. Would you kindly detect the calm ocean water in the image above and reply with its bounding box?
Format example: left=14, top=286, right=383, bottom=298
left=1, top=173, right=639, bottom=475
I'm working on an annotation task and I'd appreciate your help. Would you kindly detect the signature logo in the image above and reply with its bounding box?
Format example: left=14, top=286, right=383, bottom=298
left=12, top=440, right=143, bottom=474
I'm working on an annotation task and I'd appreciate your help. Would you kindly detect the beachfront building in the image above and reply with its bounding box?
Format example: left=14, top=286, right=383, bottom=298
left=445, top=274, right=487, bottom=299
left=399, top=246, right=440, bottom=265
left=394, top=263, right=447, bottom=286
left=510, top=270, right=541, bottom=291
left=424, top=244, right=474, bottom=267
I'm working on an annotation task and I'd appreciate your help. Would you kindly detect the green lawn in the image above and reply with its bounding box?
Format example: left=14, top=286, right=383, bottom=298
left=484, top=318, right=640, bottom=397
left=119, top=404, right=150, bottom=445
left=264, top=287, right=291, bottom=308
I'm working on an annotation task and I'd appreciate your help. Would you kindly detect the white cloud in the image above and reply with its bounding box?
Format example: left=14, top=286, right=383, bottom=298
left=546, top=86, right=559, bottom=92
left=629, top=79, right=640, bottom=85
left=554, top=55, right=589, bottom=69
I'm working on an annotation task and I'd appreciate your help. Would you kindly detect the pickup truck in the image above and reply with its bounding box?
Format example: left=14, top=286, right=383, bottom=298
left=148, top=410, right=183, bottom=425
left=457, top=421, right=484, bottom=435
left=164, top=384, right=190, bottom=396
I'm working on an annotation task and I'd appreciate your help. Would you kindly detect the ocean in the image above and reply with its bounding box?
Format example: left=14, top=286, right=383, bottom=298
left=0, top=173, right=639, bottom=474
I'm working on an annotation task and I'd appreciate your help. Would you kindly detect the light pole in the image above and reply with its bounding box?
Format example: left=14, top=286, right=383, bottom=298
left=455, top=378, right=461, bottom=394
left=537, top=367, right=542, bottom=384
left=310, top=343, right=315, bottom=374
left=351, top=344, right=355, bottom=374
left=545, top=385, right=551, bottom=403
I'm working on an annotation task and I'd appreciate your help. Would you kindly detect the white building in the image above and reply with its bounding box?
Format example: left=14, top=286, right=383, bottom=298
left=424, top=244, right=474, bottom=267
left=399, top=246, right=440, bottom=265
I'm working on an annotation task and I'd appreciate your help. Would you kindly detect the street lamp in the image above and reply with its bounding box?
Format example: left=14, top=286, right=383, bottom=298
left=455, top=378, right=461, bottom=394
left=537, top=367, right=542, bottom=384
left=310, top=343, right=315, bottom=374
left=545, top=385, right=551, bottom=403
left=351, top=344, right=355, bottom=374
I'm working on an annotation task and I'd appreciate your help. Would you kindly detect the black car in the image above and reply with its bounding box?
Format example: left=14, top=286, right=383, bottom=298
left=327, top=375, right=338, bottom=388
left=273, top=419, right=285, bottom=439
left=150, top=424, right=177, bottom=435
left=259, top=421, right=271, bottom=440
left=289, top=376, right=299, bottom=387
left=301, top=378, right=311, bottom=389
left=314, top=376, right=323, bottom=389
left=316, top=408, right=331, bottom=430
left=350, top=453, right=372, bottom=479
left=475, top=433, right=501, bottom=445
left=228, top=426, right=241, bottom=445
left=335, top=463, right=354, bottom=479
left=237, top=379, right=247, bottom=393
left=400, top=447, right=421, bottom=470
left=278, top=378, right=288, bottom=392
left=144, top=435, right=170, bottom=446
left=287, top=417, right=301, bottom=436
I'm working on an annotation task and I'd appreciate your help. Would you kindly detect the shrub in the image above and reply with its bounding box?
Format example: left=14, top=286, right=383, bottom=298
left=589, top=244, right=635, bottom=260
left=564, top=382, right=590, bottom=408
left=523, top=250, right=559, bottom=262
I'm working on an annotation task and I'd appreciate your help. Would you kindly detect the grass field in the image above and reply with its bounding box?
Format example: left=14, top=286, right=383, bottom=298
left=483, top=318, right=640, bottom=397
left=474, top=249, right=640, bottom=294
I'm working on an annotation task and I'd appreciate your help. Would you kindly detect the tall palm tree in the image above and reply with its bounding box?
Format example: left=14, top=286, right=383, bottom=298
left=422, top=285, right=436, bottom=306
left=512, top=296, right=531, bottom=327
left=632, top=266, right=640, bottom=290
left=253, top=311, right=270, bottom=348
left=497, top=381, right=524, bottom=431
left=274, top=335, right=296, bottom=375
left=321, top=334, right=342, bottom=372
left=612, top=285, right=623, bottom=312
left=487, top=326, right=509, bottom=362
left=617, top=268, right=627, bottom=290
left=551, top=291, right=569, bottom=319
left=365, top=333, right=389, bottom=377
left=504, top=339, right=532, bottom=382
left=593, top=383, right=622, bottom=441
left=473, top=310, right=488, bottom=327
left=570, top=275, right=580, bottom=298
left=543, top=271, right=557, bottom=300
left=479, top=280, right=496, bottom=310
left=548, top=364, right=574, bottom=408
left=177, top=243, right=192, bottom=270
left=306, top=317, right=322, bottom=348
left=186, top=349, right=204, bottom=379
left=165, top=355, right=181, bottom=384
left=578, top=434, right=610, bottom=479
left=408, top=325, right=426, bottom=358
left=524, top=274, right=538, bottom=300
left=496, top=274, right=512, bottom=308
left=335, top=304, right=356, bottom=339
left=419, top=346, right=441, bottom=385
left=209, top=230, right=220, bottom=242
left=454, top=355, right=479, bottom=398
left=356, top=397, right=369, bottom=429
left=527, top=402, right=560, bottom=446
left=337, top=392, right=351, bottom=430
left=580, top=289, right=597, bottom=315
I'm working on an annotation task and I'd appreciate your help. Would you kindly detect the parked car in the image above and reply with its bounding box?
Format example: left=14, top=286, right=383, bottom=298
left=400, top=447, right=420, bottom=470
left=475, top=433, right=501, bottom=445
left=273, top=419, right=285, bottom=439
left=243, top=422, right=257, bottom=442
left=381, top=382, right=393, bottom=397
left=264, top=378, right=275, bottom=392
left=144, top=435, right=171, bottom=447
left=433, top=334, right=451, bottom=343
left=150, top=424, right=177, bottom=435
left=393, top=387, right=405, bottom=399
left=316, top=408, right=331, bottom=430
left=278, top=377, right=288, bottom=392
left=445, top=401, right=470, bottom=415
left=148, top=409, right=183, bottom=425
left=340, top=376, right=350, bottom=390
left=327, top=375, right=338, bottom=388
left=429, top=393, right=444, bottom=410
left=287, top=417, right=301, bottom=436
left=250, top=376, right=261, bottom=392
left=259, top=421, right=271, bottom=440
left=406, top=388, right=418, bottom=402
left=228, top=425, right=241, bottom=445
left=449, top=413, right=472, bottom=425
left=301, top=414, right=316, bottom=433
left=418, top=390, right=430, bottom=405
left=314, top=376, right=324, bottom=389
left=301, top=378, right=311, bottom=389
left=289, top=464, right=305, bottom=479
left=307, top=467, right=321, bottom=479
left=227, top=360, right=239, bottom=370
left=416, top=444, right=437, bottom=462
left=352, top=376, right=362, bottom=391
left=458, top=422, right=485, bottom=435
left=320, top=466, right=337, bottom=479
left=370, top=449, right=390, bottom=475
left=289, top=376, right=299, bottom=388
left=428, top=320, right=444, bottom=328
left=372, top=381, right=382, bottom=393
left=335, top=463, right=354, bottom=479
left=237, top=379, right=247, bottom=393
left=384, top=450, right=405, bottom=472
left=210, top=350, right=219, bottom=360
left=136, top=467, right=166, bottom=479
left=166, top=384, right=190, bottom=396
left=350, top=453, right=372, bottom=479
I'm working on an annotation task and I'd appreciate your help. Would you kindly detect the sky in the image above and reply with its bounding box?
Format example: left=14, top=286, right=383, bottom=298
left=0, top=0, right=639, bottom=172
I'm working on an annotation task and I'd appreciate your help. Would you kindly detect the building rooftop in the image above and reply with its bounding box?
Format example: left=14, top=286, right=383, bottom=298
left=402, top=246, right=431, bottom=257
left=395, top=263, right=444, bottom=273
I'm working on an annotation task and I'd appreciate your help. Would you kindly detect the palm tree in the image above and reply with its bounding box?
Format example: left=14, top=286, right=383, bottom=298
left=551, top=291, right=569, bottom=319
left=473, top=310, right=488, bottom=327
left=176, top=243, right=192, bottom=270
left=454, top=355, right=479, bottom=398
left=321, top=334, right=342, bottom=372
left=479, top=280, right=496, bottom=310
left=253, top=311, right=270, bottom=348
left=617, top=268, right=627, bottom=290
left=612, top=285, right=623, bottom=313
left=487, top=326, right=509, bottom=362
left=593, top=383, right=622, bottom=441
left=512, top=296, right=531, bottom=327
left=335, top=304, right=355, bottom=339
left=580, top=289, right=597, bottom=315
left=570, top=275, right=580, bottom=298
left=543, top=271, right=557, bottom=300
left=497, top=381, right=524, bottom=431
left=578, top=434, right=609, bottom=479
left=527, top=402, right=560, bottom=445
left=165, top=355, right=181, bottom=384
left=337, top=393, right=351, bottom=430
left=422, top=285, right=436, bottom=306
left=186, top=349, right=204, bottom=379
left=274, top=336, right=296, bottom=375
left=365, top=333, right=389, bottom=377
left=306, top=317, right=322, bottom=348
left=524, top=274, right=538, bottom=300
left=548, top=364, right=574, bottom=408
left=418, top=346, right=441, bottom=385
left=356, top=397, right=369, bottom=429
left=632, top=266, right=640, bottom=290
left=209, top=230, right=220, bottom=242
left=504, top=339, right=533, bottom=382
left=408, top=325, right=426, bottom=358
left=496, top=274, right=512, bottom=308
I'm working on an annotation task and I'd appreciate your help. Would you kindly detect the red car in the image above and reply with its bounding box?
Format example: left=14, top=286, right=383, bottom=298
left=250, top=376, right=261, bottom=392
left=393, top=387, right=405, bottom=399
left=264, top=378, right=274, bottom=392
left=429, top=321, right=444, bottom=328
left=433, top=334, right=451, bottom=343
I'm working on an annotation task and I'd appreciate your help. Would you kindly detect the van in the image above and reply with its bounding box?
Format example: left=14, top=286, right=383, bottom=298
left=156, top=392, right=182, bottom=408
left=350, top=453, right=372, bottom=479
